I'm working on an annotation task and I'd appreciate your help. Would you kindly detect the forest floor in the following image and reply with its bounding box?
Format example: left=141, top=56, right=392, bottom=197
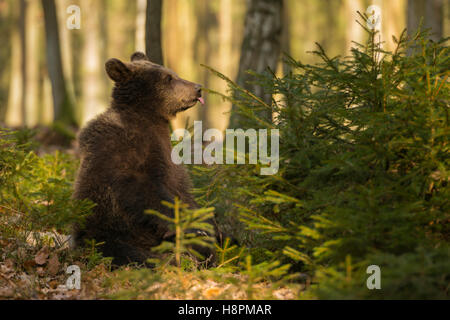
left=0, top=235, right=302, bottom=300
left=0, top=128, right=304, bottom=300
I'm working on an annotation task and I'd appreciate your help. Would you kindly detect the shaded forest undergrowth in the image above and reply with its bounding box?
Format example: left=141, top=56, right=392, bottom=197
left=0, top=128, right=302, bottom=299
left=1, top=25, right=449, bottom=299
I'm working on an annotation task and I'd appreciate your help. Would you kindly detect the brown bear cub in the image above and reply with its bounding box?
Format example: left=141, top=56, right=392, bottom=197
left=72, top=52, right=214, bottom=266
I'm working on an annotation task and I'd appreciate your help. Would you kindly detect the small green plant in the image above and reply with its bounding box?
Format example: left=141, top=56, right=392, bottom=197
left=145, top=197, right=215, bottom=268
left=241, top=255, right=293, bottom=299
left=83, top=239, right=113, bottom=270
left=215, top=237, right=244, bottom=268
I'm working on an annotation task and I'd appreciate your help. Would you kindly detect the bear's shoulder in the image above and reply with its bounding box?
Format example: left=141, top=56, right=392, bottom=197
left=78, top=110, right=126, bottom=154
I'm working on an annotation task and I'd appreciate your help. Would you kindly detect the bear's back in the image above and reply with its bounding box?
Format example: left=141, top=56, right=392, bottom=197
left=74, top=111, right=130, bottom=203
left=73, top=109, right=178, bottom=208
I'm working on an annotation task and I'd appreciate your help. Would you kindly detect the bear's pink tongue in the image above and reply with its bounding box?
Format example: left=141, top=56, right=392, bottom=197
left=198, top=97, right=205, bottom=105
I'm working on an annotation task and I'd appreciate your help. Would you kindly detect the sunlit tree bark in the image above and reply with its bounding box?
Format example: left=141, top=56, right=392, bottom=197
left=80, top=0, right=106, bottom=124
left=214, top=0, right=235, bottom=131
left=194, top=0, right=211, bottom=130
left=165, top=0, right=197, bottom=130
left=136, top=0, right=147, bottom=52
left=56, top=0, right=82, bottom=124
left=25, top=0, right=40, bottom=126
left=345, top=0, right=365, bottom=53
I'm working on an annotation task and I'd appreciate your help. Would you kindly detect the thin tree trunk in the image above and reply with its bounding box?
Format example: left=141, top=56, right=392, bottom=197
left=146, top=0, right=163, bottom=65
left=6, top=0, right=22, bottom=127
left=41, top=0, right=75, bottom=125
left=165, top=0, right=197, bottom=130
left=19, top=0, right=27, bottom=126
left=425, top=0, right=443, bottom=40
left=57, top=0, right=79, bottom=124
left=229, top=0, right=283, bottom=129
left=195, top=0, right=211, bottom=131
left=281, top=0, right=291, bottom=76
left=217, top=0, right=234, bottom=131
left=26, top=0, right=40, bottom=126
left=99, top=0, right=109, bottom=106
left=0, top=0, right=12, bottom=123
left=407, top=0, right=421, bottom=36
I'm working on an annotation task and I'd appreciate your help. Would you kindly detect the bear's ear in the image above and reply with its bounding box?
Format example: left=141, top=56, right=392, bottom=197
left=130, top=51, right=149, bottom=62
left=105, top=58, right=131, bottom=82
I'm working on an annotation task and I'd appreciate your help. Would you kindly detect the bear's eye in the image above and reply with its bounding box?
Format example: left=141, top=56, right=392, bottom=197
left=166, top=75, right=173, bottom=83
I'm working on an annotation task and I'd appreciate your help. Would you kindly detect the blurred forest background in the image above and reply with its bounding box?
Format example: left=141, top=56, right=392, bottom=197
left=0, top=0, right=448, bottom=133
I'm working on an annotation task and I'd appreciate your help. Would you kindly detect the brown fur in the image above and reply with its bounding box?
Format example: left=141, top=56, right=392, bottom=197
left=72, top=52, right=213, bottom=266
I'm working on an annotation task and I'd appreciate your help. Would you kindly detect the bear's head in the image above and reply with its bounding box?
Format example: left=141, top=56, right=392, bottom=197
left=105, top=52, right=204, bottom=119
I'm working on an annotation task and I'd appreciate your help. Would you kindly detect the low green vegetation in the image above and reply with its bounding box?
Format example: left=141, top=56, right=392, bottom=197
left=198, top=24, right=449, bottom=299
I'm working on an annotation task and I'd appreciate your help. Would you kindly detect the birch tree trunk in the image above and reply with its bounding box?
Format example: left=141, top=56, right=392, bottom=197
left=229, top=0, right=283, bottom=129
left=146, top=0, right=163, bottom=65
left=41, top=0, right=75, bottom=125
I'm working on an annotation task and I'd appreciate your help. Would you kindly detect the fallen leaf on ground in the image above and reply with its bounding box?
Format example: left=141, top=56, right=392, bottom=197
left=23, top=259, right=37, bottom=271
left=47, top=254, right=60, bottom=275
left=204, top=287, right=221, bottom=299
left=35, top=246, right=50, bottom=265
left=0, top=287, right=14, bottom=298
left=36, top=267, right=45, bottom=276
